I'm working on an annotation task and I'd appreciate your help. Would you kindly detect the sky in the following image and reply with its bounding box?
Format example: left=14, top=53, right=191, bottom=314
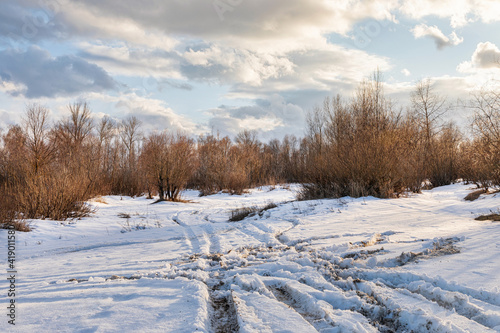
left=0, top=0, right=499, bottom=140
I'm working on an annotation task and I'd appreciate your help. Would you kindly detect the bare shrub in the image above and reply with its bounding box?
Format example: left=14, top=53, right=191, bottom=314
left=410, top=79, right=456, bottom=188
left=225, top=167, right=248, bottom=195
left=428, top=122, right=462, bottom=187
left=468, top=88, right=500, bottom=187
left=0, top=104, right=97, bottom=223
left=16, top=170, right=95, bottom=220
left=228, top=202, right=277, bottom=222
left=140, top=132, right=195, bottom=201
left=108, top=116, right=144, bottom=196
left=0, top=187, right=31, bottom=232
left=192, top=134, right=232, bottom=196
left=261, top=202, right=278, bottom=212
left=229, top=207, right=258, bottom=222
left=300, top=71, right=422, bottom=200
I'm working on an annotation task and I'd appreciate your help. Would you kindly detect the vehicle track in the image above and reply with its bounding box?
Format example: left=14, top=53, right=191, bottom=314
left=132, top=234, right=500, bottom=332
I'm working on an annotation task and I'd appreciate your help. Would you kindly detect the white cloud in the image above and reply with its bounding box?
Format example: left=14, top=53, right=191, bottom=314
left=77, top=36, right=390, bottom=102
left=457, top=42, right=500, bottom=73
left=77, top=42, right=183, bottom=79
left=401, top=0, right=500, bottom=28
left=401, top=68, right=411, bottom=76
left=207, top=94, right=306, bottom=140
left=182, top=45, right=295, bottom=86
left=470, top=0, right=500, bottom=24
left=470, top=42, right=500, bottom=69
left=115, top=94, right=203, bottom=134
left=0, top=80, right=27, bottom=97
left=411, top=24, right=463, bottom=49
left=83, top=92, right=203, bottom=134
left=0, top=0, right=394, bottom=106
left=222, top=42, right=392, bottom=102
left=53, top=0, right=398, bottom=43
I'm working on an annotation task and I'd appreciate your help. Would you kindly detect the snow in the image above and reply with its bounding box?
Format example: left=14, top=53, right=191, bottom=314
left=1, top=183, right=500, bottom=332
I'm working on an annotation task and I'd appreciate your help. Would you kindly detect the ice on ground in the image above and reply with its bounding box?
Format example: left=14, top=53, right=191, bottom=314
left=1, top=184, right=500, bottom=332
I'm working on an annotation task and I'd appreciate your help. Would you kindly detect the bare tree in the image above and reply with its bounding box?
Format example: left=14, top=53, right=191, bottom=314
left=306, top=105, right=326, bottom=156
left=65, top=102, right=94, bottom=147
left=98, top=116, right=116, bottom=146
left=23, top=104, right=54, bottom=174
left=471, top=88, right=500, bottom=150
left=97, top=116, right=117, bottom=178
left=411, top=79, right=448, bottom=143
left=410, top=79, right=451, bottom=186
left=120, top=116, right=142, bottom=169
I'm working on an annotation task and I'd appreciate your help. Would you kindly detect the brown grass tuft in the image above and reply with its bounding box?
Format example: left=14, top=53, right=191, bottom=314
left=475, top=213, right=500, bottom=221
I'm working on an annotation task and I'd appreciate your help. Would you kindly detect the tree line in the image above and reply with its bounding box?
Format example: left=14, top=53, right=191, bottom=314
left=1, top=73, right=499, bottom=230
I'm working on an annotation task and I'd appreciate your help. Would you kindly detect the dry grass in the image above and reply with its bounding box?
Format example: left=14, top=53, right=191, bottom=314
left=464, top=189, right=487, bottom=201
left=229, top=202, right=277, bottom=222
left=475, top=213, right=500, bottom=221
left=229, top=207, right=258, bottom=222
left=1, top=221, right=32, bottom=232
left=92, top=196, right=108, bottom=204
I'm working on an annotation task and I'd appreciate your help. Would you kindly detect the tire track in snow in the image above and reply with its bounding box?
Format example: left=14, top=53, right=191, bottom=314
left=203, top=224, right=221, bottom=255
left=360, top=279, right=497, bottom=332
left=174, top=211, right=238, bottom=255
left=233, top=223, right=280, bottom=248
left=206, top=269, right=240, bottom=333
left=402, top=282, right=500, bottom=330
left=139, top=233, right=499, bottom=332
left=267, top=285, right=337, bottom=331
left=173, top=212, right=202, bottom=254
left=209, top=287, right=240, bottom=333
left=338, top=268, right=500, bottom=330
left=274, top=218, right=302, bottom=245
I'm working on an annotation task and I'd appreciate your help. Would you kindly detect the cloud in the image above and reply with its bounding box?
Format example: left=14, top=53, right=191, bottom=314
left=223, top=43, right=392, bottom=102
left=181, top=45, right=295, bottom=86
left=2, top=0, right=497, bottom=139
left=470, top=42, right=500, bottom=68
left=0, top=0, right=69, bottom=43
left=77, top=41, right=184, bottom=82
left=457, top=42, right=500, bottom=73
left=0, top=0, right=392, bottom=103
left=112, top=94, right=203, bottom=134
left=0, top=46, right=116, bottom=98
left=411, top=24, right=463, bottom=49
left=78, top=37, right=390, bottom=102
left=401, top=0, right=500, bottom=28
left=207, top=94, right=306, bottom=140
left=52, top=0, right=397, bottom=43
left=401, top=69, right=411, bottom=76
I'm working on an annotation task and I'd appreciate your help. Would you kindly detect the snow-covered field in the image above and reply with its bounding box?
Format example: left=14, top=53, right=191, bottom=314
left=2, top=183, right=500, bottom=332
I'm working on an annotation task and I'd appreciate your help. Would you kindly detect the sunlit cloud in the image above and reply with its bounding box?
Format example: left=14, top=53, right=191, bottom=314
left=411, top=24, right=463, bottom=49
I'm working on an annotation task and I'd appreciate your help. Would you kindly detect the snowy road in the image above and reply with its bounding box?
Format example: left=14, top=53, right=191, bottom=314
left=2, top=184, right=500, bottom=332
